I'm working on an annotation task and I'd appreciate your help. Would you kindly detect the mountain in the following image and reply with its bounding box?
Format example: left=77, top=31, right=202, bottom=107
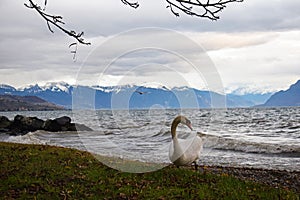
left=0, top=95, right=64, bottom=111
left=236, top=93, right=273, bottom=105
left=0, top=82, right=260, bottom=109
left=72, top=85, right=226, bottom=109
left=226, top=94, right=256, bottom=107
left=0, top=84, right=16, bottom=95
left=262, top=80, right=300, bottom=107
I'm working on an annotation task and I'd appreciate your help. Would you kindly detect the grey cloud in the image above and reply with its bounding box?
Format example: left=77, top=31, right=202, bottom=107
left=76, top=29, right=212, bottom=81
left=41, top=0, right=300, bottom=35
left=190, top=32, right=279, bottom=51
left=2, top=1, right=300, bottom=39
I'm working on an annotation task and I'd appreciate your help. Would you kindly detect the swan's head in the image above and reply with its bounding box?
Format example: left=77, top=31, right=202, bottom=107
left=183, top=118, right=193, bottom=130
left=171, top=116, right=193, bottom=138
left=179, top=116, right=193, bottom=131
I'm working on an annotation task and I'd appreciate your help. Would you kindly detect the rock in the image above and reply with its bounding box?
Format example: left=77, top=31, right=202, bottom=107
left=43, top=116, right=76, bottom=132
left=0, top=116, right=11, bottom=129
left=10, top=115, right=45, bottom=135
left=1, top=115, right=92, bottom=135
left=0, top=128, right=10, bottom=133
left=43, top=119, right=62, bottom=132
left=54, top=116, right=71, bottom=126
left=43, top=116, right=93, bottom=132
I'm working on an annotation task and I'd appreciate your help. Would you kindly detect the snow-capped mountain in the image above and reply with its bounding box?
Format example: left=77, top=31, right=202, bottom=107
left=261, top=80, right=300, bottom=107
left=20, top=84, right=43, bottom=94
left=91, top=84, right=136, bottom=93
left=42, top=82, right=72, bottom=93
left=0, top=84, right=16, bottom=91
left=0, top=84, right=16, bottom=95
left=0, top=82, right=268, bottom=109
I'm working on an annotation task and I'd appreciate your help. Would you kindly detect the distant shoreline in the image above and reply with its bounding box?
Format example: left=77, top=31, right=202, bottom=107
left=0, top=94, right=64, bottom=111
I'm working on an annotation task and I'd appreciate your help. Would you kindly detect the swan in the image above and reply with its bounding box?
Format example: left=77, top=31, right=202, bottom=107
left=169, top=115, right=203, bottom=170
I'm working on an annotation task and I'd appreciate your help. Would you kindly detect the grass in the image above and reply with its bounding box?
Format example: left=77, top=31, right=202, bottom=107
left=0, top=142, right=298, bottom=199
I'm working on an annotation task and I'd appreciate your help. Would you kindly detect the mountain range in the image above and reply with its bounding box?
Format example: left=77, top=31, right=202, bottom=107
left=0, top=80, right=299, bottom=109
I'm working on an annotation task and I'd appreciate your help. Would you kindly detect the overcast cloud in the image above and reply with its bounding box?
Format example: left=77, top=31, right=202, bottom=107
left=0, top=0, right=300, bottom=93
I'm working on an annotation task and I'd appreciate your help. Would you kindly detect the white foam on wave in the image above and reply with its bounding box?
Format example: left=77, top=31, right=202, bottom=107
left=4, top=131, right=50, bottom=145
left=200, top=132, right=300, bottom=156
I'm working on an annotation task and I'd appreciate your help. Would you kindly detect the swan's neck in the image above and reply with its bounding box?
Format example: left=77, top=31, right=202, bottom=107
left=171, top=116, right=181, bottom=139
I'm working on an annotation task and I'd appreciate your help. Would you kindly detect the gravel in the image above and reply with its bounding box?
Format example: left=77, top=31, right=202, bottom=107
left=198, top=165, right=300, bottom=194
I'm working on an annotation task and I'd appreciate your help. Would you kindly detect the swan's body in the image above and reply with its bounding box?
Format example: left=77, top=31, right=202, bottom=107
left=169, top=116, right=203, bottom=169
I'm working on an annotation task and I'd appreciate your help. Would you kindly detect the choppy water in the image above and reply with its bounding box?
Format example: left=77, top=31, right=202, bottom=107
left=1, top=107, right=299, bottom=172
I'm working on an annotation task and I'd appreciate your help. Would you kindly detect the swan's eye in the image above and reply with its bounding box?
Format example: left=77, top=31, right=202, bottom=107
left=186, top=119, right=191, bottom=125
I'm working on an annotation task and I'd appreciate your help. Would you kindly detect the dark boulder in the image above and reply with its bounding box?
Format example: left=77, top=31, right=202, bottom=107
left=1, top=115, right=92, bottom=135
left=43, top=116, right=93, bottom=132
left=55, top=116, right=71, bottom=126
left=43, top=116, right=73, bottom=132
left=0, top=116, right=11, bottom=133
left=43, top=119, right=62, bottom=132
left=0, top=116, right=11, bottom=128
left=10, top=115, right=45, bottom=135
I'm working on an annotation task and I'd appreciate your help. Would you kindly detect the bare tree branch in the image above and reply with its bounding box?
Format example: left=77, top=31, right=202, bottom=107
left=165, top=0, right=244, bottom=20
left=25, top=0, right=243, bottom=50
left=25, top=0, right=90, bottom=45
left=121, top=0, right=139, bottom=8
left=120, top=0, right=243, bottom=20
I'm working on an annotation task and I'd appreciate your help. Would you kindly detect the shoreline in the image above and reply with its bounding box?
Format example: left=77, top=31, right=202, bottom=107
left=1, top=141, right=299, bottom=195
left=194, top=165, right=300, bottom=194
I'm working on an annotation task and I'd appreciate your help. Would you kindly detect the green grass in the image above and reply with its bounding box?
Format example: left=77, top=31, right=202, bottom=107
left=0, top=142, right=298, bottom=199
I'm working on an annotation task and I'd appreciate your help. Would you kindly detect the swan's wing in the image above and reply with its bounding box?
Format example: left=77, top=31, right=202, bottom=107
left=182, top=136, right=203, bottom=161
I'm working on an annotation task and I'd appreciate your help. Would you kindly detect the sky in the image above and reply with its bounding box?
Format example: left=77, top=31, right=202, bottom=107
left=0, top=0, right=300, bottom=94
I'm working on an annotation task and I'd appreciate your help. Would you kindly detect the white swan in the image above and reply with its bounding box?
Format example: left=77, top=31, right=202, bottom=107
left=169, top=115, right=203, bottom=170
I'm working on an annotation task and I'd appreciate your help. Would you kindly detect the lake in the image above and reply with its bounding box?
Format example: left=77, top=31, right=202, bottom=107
left=1, top=107, right=299, bottom=173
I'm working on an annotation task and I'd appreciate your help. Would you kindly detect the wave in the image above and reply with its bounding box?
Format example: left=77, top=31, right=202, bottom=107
left=199, top=132, right=300, bottom=157
left=149, top=130, right=300, bottom=157
left=4, top=131, right=50, bottom=145
left=2, top=128, right=300, bottom=159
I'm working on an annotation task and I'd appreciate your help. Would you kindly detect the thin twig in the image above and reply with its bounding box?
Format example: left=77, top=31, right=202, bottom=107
left=25, top=0, right=90, bottom=45
left=121, top=0, right=139, bottom=8
left=166, top=0, right=243, bottom=20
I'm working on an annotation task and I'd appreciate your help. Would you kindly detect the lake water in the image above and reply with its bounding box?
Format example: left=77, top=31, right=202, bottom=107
left=1, top=107, right=299, bottom=173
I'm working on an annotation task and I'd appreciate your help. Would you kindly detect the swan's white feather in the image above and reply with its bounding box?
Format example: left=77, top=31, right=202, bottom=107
left=169, top=134, right=203, bottom=166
